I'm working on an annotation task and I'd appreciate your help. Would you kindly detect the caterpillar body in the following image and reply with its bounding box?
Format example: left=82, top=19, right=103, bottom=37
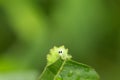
left=47, top=46, right=72, bottom=66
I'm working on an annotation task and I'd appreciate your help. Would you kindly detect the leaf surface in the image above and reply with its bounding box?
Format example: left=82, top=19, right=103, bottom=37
left=39, top=58, right=99, bottom=80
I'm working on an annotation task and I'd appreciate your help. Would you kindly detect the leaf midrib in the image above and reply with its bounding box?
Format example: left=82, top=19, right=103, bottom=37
left=53, top=60, right=66, bottom=80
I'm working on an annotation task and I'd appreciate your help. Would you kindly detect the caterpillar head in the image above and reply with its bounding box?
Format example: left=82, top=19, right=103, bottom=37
left=47, top=46, right=72, bottom=66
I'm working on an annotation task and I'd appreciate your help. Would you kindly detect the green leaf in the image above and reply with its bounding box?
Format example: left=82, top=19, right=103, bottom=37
left=39, top=46, right=99, bottom=80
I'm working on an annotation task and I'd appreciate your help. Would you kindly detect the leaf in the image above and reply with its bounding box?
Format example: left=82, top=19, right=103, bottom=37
left=39, top=46, right=99, bottom=80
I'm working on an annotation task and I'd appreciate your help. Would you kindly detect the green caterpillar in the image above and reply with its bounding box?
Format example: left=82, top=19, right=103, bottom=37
left=47, top=46, right=72, bottom=66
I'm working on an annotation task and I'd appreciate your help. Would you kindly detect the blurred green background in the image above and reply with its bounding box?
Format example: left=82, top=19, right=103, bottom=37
left=0, top=0, right=120, bottom=80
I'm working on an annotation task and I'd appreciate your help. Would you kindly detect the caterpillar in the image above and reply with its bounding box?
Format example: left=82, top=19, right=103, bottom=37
left=47, top=46, right=72, bottom=66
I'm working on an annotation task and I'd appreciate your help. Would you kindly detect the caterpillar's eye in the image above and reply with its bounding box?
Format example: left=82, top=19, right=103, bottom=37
left=58, top=50, right=63, bottom=55
left=58, top=50, right=62, bottom=53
